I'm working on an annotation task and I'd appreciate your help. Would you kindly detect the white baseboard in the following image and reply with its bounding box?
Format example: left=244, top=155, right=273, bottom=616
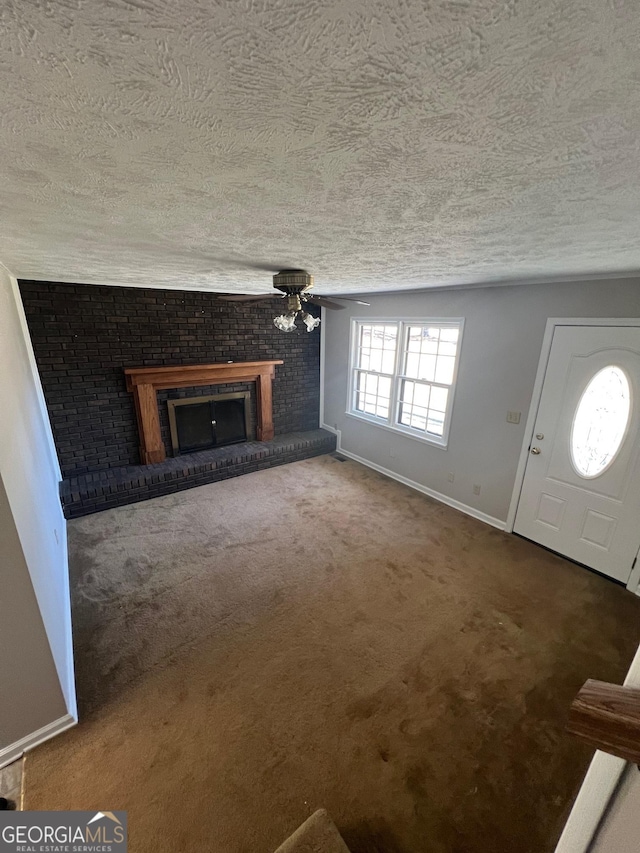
left=325, top=425, right=506, bottom=531
left=0, top=714, right=77, bottom=769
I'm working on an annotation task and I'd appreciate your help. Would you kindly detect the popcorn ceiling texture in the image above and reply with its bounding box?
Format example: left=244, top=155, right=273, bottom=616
left=2, top=0, right=640, bottom=293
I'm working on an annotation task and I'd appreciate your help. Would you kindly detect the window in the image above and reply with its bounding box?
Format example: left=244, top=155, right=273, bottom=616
left=570, top=365, right=631, bottom=478
left=349, top=319, right=463, bottom=447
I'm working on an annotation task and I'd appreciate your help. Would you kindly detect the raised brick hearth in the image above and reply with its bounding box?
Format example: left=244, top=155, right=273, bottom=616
left=60, top=430, right=336, bottom=518
left=19, top=280, right=328, bottom=516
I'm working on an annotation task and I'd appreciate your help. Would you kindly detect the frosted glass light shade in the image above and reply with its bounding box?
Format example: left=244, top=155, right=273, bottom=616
left=301, top=312, right=321, bottom=332
left=274, top=313, right=297, bottom=332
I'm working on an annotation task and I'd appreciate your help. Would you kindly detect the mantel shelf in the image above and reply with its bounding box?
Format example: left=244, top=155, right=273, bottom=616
left=125, top=361, right=283, bottom=464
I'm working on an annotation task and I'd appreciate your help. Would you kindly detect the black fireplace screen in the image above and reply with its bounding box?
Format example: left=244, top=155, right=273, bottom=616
left=168, top=393, right=249, bottom=454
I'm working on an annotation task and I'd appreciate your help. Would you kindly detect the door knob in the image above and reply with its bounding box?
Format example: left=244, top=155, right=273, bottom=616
left=531, top=447, right=541, bottom=455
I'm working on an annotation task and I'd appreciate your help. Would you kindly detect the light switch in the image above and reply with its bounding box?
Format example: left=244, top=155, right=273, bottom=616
left=507, top=411, right=521, bottom=424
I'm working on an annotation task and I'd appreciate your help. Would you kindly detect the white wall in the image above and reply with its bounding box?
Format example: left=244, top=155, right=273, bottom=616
left=322, top=277, right=640, bottom=525
left=589, top=766, right=640, bottom=853
left=0, top=263, right=76, bottom=764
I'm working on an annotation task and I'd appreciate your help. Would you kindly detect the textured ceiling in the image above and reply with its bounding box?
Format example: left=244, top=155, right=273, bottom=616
left=2, top=0, right=640, bottom=294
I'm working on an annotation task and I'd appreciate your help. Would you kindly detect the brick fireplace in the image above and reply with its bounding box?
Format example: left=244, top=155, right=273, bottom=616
left=19, top=280, right=335, bottom=516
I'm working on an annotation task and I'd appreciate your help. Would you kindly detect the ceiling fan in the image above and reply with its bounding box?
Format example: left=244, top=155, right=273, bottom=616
left=217, top=267, right=370, bottom=332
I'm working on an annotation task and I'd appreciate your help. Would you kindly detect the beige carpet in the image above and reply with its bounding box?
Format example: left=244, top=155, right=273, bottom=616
left=25, top=455, right=640, bottom=852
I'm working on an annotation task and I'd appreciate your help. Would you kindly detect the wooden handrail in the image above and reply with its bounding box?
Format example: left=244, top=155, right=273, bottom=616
left=567, top=678, right=640, bottom=764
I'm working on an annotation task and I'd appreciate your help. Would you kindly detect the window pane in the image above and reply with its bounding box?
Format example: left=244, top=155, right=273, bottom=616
left=440, top=327, right=459, bottom=343
left=438, top=341, right=457, bottom=357
left=401, top=379, right=414, bottom=404
left=413, top=383, right=430, bottom=407
left=435, top=356, right=455, bottom=385
left=410, top=410, right=427, bottom=430
left=369, top=349, right=383, bottom=372
left=430, top=386, right=448, bottom=411
left=378, top=376, right=391, bottom=399
left=355, top=369, right=391, bottom=420
left=427, top=415, right=445, bottom=436
left=384, top=327, right=398, bottom=348
left=368, top=374, right=380, bottom=394
left=407, top=326, right=422, bottom=352
left=418, top=355, right=436, bottom=381
left=405, top=353, right=419, bottom=377
left=571, top=366, right=631, bottom=477
left=358, top=324, right=397, bottom=372
left=381, top=349, right=396, bottom=373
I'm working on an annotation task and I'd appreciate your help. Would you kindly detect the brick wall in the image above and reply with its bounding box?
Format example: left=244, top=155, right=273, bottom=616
left=19, top=281, right=321, bottom=477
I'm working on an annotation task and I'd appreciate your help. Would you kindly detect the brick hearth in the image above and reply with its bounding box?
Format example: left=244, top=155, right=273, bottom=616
left=60, top=430, right=336, bottom=518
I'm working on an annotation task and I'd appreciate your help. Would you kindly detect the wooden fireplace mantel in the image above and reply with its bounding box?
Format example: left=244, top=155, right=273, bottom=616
left=125, top=361, right=283, bottom=465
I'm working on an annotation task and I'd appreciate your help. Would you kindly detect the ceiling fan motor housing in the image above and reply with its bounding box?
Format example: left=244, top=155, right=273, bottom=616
left=273, top=269, right=314, bottom=294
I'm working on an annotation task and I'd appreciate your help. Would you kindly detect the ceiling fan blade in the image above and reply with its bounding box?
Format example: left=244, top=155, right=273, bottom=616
left=306, top=295, right=346, bottom=311
left=327, top=296, right=371, bottom=306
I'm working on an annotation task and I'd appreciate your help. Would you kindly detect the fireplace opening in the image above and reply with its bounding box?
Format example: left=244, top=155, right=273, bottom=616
left=167, top=392, right=250, bottom=455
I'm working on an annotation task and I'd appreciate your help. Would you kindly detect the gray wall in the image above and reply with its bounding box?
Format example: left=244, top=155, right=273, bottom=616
left=322, top=277, right=640, bottom=523
left=0, top=264, right=76, bottom=759
left=0, top=476, right=67, bottom=748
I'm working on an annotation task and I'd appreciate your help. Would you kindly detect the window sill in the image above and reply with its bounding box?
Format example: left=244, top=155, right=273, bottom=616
left=345, top=411, right=449, bottom=450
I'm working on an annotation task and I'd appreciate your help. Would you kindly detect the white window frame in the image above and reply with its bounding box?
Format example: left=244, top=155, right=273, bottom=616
left=347, top=317, right=464, bottom=449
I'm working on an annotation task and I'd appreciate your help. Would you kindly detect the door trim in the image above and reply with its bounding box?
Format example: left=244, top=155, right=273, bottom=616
left=505, top=318, right=640, bottom=593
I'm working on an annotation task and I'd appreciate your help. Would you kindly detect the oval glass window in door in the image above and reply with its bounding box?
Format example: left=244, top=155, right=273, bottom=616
left=570, top=365, right=631, bottom=478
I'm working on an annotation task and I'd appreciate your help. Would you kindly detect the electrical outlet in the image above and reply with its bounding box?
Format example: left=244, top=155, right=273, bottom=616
left=473, top=484, right=481, bottom=495
left=447, top=472, right=455, bottom=483
left=507, top=411, right=521, bottom=424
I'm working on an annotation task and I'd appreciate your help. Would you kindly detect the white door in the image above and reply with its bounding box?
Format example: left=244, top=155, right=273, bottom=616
left=514, top=325, right=640, bottom=583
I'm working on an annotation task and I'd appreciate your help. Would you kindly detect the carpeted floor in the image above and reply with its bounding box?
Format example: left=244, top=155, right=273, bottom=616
left=26, top=455, right=640, bottom=853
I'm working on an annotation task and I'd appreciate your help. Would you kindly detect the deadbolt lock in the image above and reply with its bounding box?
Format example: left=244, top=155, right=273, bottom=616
left=536, top=433, right=544, bottom=440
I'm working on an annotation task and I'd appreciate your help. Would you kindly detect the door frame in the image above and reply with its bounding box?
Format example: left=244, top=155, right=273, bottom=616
left=505, top=317, right=640, bottom=595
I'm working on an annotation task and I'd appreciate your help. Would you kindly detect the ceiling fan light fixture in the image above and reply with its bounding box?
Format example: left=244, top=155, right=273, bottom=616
left=273, top=312, right=298, bottom=332
left=301, top=311, right=321, bottom=332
